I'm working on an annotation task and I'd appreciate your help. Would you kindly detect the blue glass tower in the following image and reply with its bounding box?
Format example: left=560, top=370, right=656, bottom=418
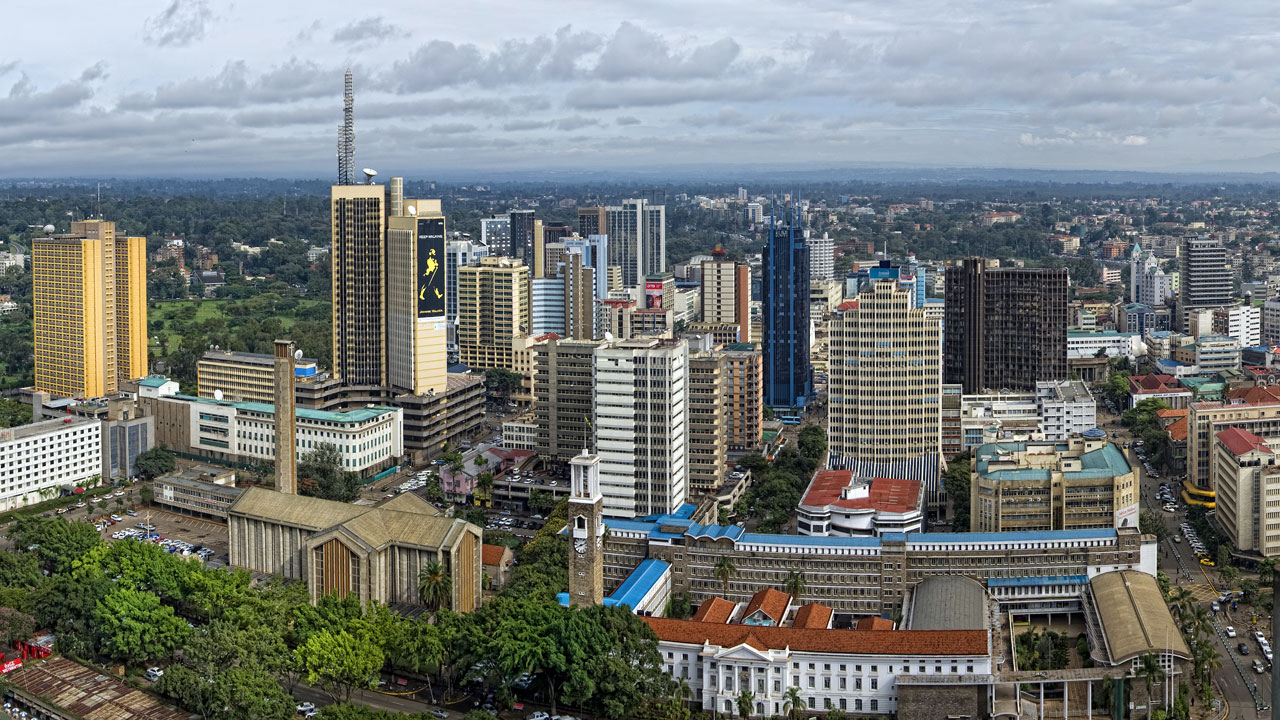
left=762, top=205, right=811, bottom=410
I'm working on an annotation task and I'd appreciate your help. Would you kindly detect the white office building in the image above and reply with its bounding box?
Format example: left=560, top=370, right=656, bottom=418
left=446, top=240, right=491, bottom=351
left=809, top=233, right=834, bottom=284
left=1213, top=304, right=1261, bottom=348
left=0, top=417, right=102, bottom=511
left=531, top=277, right=566, bottom=337
left=1035, top=379, right=1098, bottom=440
left=594, top=338, right=688, bottom=518
left=1265, top=299, right=1280, bottom=347
left=479, top=217, right=510, bottom=256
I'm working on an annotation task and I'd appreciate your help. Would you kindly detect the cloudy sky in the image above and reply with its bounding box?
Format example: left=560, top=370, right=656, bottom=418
left=4, top=0, right=1279, bottom=178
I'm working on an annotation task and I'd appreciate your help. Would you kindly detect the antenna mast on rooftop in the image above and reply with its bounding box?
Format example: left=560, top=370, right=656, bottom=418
left=337, top=69, right=355, bottom=186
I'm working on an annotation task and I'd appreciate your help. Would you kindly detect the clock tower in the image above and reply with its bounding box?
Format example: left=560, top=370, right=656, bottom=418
left=568, top=449, right=605, bottom=606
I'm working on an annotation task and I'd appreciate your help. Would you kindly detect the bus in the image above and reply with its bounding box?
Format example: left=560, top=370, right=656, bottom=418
left=779, top=415, right=801, bottom=425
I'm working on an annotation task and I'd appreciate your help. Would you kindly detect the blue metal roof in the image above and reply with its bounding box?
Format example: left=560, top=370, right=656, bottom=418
left=987, top=574, right=1089, bottom=587
left=740, top=533, right=881, bottom=547
left=685, top=523, right=746, bottom=541
left=607, top=558, right=670, bottom=611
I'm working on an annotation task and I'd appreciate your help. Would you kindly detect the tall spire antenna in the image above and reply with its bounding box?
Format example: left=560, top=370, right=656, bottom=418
left=338, top=69, right=355, bottom=185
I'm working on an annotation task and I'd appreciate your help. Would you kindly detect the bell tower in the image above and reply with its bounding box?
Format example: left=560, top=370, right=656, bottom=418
left=568, top=449, right=605, bottom=606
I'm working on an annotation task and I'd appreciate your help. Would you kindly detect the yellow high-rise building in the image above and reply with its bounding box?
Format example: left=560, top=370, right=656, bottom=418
left=32, top=219, right=147, bottom=398
left=330, top=184, right=387, bottom=387
left=386, top=195, right=448, bottom=396
left=457, top=256, right=530, bottom=372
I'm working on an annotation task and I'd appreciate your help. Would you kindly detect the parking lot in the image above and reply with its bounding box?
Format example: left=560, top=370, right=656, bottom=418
left=96, top=506, right=231, bottom=567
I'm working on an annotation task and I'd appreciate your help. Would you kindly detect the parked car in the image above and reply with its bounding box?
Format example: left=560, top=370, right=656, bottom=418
left=296, top=702, right=317, bottom=714
left=144, top=667, right=164, bottom=682
left=1239, top=643, right=1250, bottom=655
left=1226, top=626, right=1237, bottom=638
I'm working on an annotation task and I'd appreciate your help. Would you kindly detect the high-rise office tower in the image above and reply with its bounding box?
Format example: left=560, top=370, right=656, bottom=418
left=722, top=345, right=763, bottom=451
left=533, top=337, right=602, bottom=462
left=330, top=185, right=387, bottom=387
left=562, top=253, right=597, bottom=341
left=508, top=210, right=537, bottom=264
left=828, top=279, right=941, bottom=469
left=445, top=240, right=490, bottom=350
left=762, top=209, right=811, bottom=409
left=457, top=256, right=531, bottom=371
left=386, top=196, right=448, bottom=396
left=579, top=200, right=665, bottom=287
left=32, top=219, right=147, bottom=398
left=480, top=216, right=511, bottom=256
left=943, top=257, right=1068, bottom=394
left=1177, top=236, right=1232, bottom=331
left=687, top=351, right=728, bottom=495
left=543, top=222, right=573, bottom=244
left=809, top=233, right=835, bottom=285
left=594, top=338, right=688, bottom=518
left=700, top=248, right=752, bottom=343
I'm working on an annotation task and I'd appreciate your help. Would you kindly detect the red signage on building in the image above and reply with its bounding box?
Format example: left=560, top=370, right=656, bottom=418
left=1, top=658, right=23, bottom=674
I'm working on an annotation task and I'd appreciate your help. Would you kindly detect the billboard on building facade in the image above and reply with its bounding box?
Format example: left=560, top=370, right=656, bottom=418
left=417, top=217, right=446, bottom=318
left=645, top=281, right=664, bottom=309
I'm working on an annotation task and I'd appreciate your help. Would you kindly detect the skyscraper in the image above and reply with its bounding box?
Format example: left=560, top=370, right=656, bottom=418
left=808, top=233, right=834, bottom=285
left=480, top=216, right=511, bottom=256
left=457, top=256, right=531, bottom=372
left=594, top=338, right=688, bottom=518
left=700, top=248, right=751, bottom=343
left=508, top=210, right=537, bottom=264
left=32, top=219, right=147, bottom=398
left=533, top=337, right=602, bottom=462
left=828, top=279, right=941, bottom=469
left=330, top=185, right=387, bottom=387
left=578, top=200, right=666, bottom=287
left=1177, top=236, right=1232, bottom=331
left=762, top=208, right=811, bottom=410
left=386, top=197, right=448, bottom=396
left=943, top=257, right=1068, bottom=394
left=445, top=240, right=490, bottom=351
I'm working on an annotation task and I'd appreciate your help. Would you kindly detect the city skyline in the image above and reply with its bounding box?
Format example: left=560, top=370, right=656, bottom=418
left=5, top=0, right=1280, bottom=177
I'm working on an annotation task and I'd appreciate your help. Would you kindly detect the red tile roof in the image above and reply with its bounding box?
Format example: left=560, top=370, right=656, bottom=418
left=642, top=617, right=988, bottom=656
left=856, top=616, right=895, bottom=631
left=1217, top=427, right=1272, bottom=457
left=1167, top=417, right=1188, bottom=443
left=1155, top=408, right=1188, bottom=419
left=800, top=471, right=921, bottom=514
left=1227, top=386, right=1280, bottom=404
left=792, top=603, right=834, bottom=629
left=836, top=300, right=859, bottom=311
left=691, top=596, right=736, bottom=624
left=742, top=588, right=791, bottom=624
left=481, top=544, right=509, bottom=566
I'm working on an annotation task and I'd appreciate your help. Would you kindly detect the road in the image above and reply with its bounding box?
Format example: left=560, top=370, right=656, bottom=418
left=1100, top=407, right=1271, bottom=717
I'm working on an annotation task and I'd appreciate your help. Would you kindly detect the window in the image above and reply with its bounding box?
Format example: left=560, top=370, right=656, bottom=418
left=807, top=698, right=815, bottom=709
left=870, top=700, right=878, bottom=711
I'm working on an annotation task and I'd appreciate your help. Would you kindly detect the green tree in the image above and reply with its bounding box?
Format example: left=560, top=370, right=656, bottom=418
left=1139, top=510, right=1169, bottom=542
left=783, top=570, right=806, bottom=599
left=1218, top=564, right=1239, bottom=586
left=418, top=561, right=452, bottom=612
left=0, top=608, right=34, bottom=647
left=134, top=446, right=176, bottom=480
left=797, top=425, right=826, bottom=460
left=714, top=556, right=736, bottom=596
left=529, top=488, right=555, bottom=515
left=139, top=485, right=155, bottom=506
left=1135, top=652, right=1166, bottom=718
left=463, top=508, right=486, bottom=527
left=94, top=586, right=191, bottom=662
left=943, top=452, right=972, bottom=531
left=299, top=443, right=360, bottom=502
left=296, top=628, right=384, bottom=704
left=8, top=516, right=102, bottom=574
left=783, top=686, right=803, bottom=720
left=0, top=399, right=31, bottom=428
left=1260, top=557, right=1277, bottom=587
left=735, top=688, right=755, bottom=718
left=664, top=593, right=692, bottom=620
left=484, top=368, right=525, bottom=398
left=1215, top=544, right=1232, bottom=570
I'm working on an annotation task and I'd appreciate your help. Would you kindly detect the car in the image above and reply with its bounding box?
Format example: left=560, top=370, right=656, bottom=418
left=109, top=514, right=122, bottom=521
left=1211, top=601, right=1221, bottom=613
left=1255, top=659, right=1267, bottom=674
left=144, top=667, right=164, bottom=681
left=430, top=711, right=449, bottom=720
left=1227, top=626, right=1237, bottom=638
left=1266, top=648, right=1274, bottom=662
left=1201, top=558, right=1216, bottom=567
left=126, top=509, right=138, bottom=516
left=528, top=713, right=549, bottom=720
left=1256, top=630, right=1267, bottom=643
left=1240, top=643, right=1250, bottom=655
left=296, top=702, right=317, bottom=714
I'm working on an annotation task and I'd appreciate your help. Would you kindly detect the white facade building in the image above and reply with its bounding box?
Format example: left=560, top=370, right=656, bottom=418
left=809, top=233, right=834, bottom=285
left=594, top=338, right=688, bottom=518
left=446, top=240, right=491, bottom=351
left=0, top=417, right=101, bottom=511
left=1035, top=379, right=1098, bottom=440
left=1214, top=304, right=1261, bottom=347
left=530, top=277, right=566, bottom=337
left=1264, top=299, right=1280, bottom=347
left=479, top=217, right=510, bottom=255
left=186, top=397, right=403, bottom=475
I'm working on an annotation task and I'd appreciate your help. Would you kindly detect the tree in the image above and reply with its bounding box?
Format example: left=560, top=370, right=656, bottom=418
left=0, top=608, right=34, bottom=647
left=1261, top=557, right=1277, bottom=587
left=1215, top=544, right=1232, bottom=570
left=134, top=447, right=176, bottom=480
left=296, top=628, right=384, bottom=704
left=664, top=593, right=692, bottom=620
left=418, top=561, right=452, bottom=612
left=735, top=688, right=755, bottom=718
left=463, top=508, right=485, bottom=527
left=1139, top=510, right=1169, bottom=542
left=714, top=556, right=736, bottom=596
left=484, top=368, right=525, bottom=399
left=0, top=399, right=31, bottom=429
left=1218, top=564, right=1239, bottom=586
left=8, top=516, right=102, bottom=574
left=139, top=485, right=155, bottom=506
left=528, top=489, right=555, bottom=515
left=943, top=452, right=972, bottom=531
left=94, top=586, right=191, bottom=662
left=797, top=425, right=826, bottom=460
left=782, top=686, right=803, bottom=720
left=299, top=443, right=360, bottom=502
left=783, top=570, right=806, bottom=599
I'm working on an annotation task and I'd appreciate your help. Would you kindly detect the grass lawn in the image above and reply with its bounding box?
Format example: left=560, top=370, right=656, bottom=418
left=149, top=298, right=328, bottom=354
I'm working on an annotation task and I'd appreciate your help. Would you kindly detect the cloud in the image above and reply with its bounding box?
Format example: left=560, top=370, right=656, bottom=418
left=389, top=25, right=600, bottom=92
left=556, top=116, right=600, bottom=131
left=79, top=62, right=109, bottom=83
left=1019, top=133, right=1075, bottom=148
left=503, top=120, right=554, bottom=131
left=615, top=116, right=641, bottom=126
left=1121, top=135, right=1149, bottom=146
left=428, top=123, right=477, bottom=135
left=0, top=61, right=16, bottom=78
left=593, top=23, right=740, bottom=80
left=120, top=58, right=338, bottom=110
left=332, top=17, right=403, bottom=45
left=143, top=0, right=213, bottom=48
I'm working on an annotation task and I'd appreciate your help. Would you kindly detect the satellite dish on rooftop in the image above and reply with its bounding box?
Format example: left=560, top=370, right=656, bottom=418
left=213, top=389, right=223, bottom=401
left=362, top=168, right=378, bottom=184
left=407, top=205, right=417, bottom=216
left=294, top=349, right=303, bottom=361
left=42, top=224, right=54, bottom=234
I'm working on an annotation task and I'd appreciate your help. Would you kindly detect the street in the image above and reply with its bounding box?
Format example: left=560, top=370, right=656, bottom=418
left=1101, top=407, right=1271, bottom=717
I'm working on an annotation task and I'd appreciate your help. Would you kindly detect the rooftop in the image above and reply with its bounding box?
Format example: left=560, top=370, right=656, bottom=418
left=799, top=470, right=922, bottom=514
left=9, top=656, right=189, bottom=720
left=908, top=576, right=987, bottom=631
left=200, top=350, right=318, bottom=367
left=692, top=596, right=737, bottom=624
left=1217, top=426, right=1272, bottom=457
left=173, top=394, right=397, bottom=424
left=481, top=543, right=509, bottom=566
left=606, top=558, right=670, bottom=611
left=1090, top=570, right=1190, bottom=663
left=643, top=617, right=989, bottom=657
left=792, top=603, right=834, bottom=629
left=4, top=415, right=98, bottom=442
left=742, top=588, right=791, bottom=624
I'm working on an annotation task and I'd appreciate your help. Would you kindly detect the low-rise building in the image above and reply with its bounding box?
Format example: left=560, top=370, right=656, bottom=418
left=152, top=465, right=244, bottom=520
left=228, top=487, right=482, bottom=609
left=482, top=543, right=515, bottom=589
left=1127, top=374, right=1192, bottom=409
left=797, top=470, right=924, bottom=537
left=0, top=417, right=101, bottom=511
left=970, top=432, right=1138, bottom=533
left=197, top=350, right=319, bottom=404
